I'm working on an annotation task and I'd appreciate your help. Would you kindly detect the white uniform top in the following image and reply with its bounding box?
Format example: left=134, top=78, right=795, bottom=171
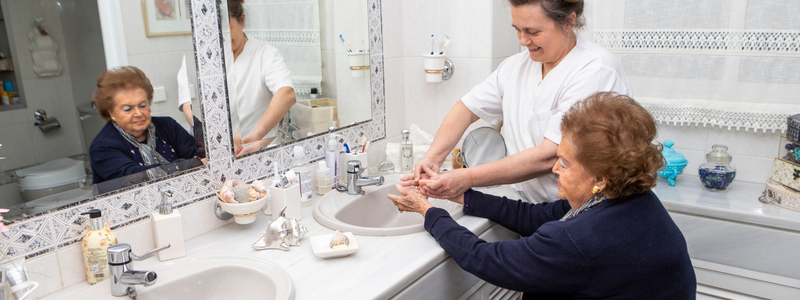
left=461, top=37, right=631, bottom=203
left=233, top=38, right=294, bottom=139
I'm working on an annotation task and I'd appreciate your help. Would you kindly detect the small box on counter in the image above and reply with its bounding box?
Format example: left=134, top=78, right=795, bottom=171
left=787, top=114, right=800, bottom=143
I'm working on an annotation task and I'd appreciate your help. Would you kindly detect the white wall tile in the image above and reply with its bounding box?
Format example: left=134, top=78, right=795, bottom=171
left=403, top=57, right=438, bottom=134
left=0, top=109, right=28, bottom=127
left=56, top=244, right=85, bottom=289
left=729, top=155, right=773, bottom=184
left=119, top=0, right=153, bottom=56
left=434, top=0, right=492, bottom=59
left=320, top=49, right=338, bottom=98
left=492, top=0, right=519, bottom=59
left=114, top=220, right=155, bottom=256
left=149, top=34, right=194, bottom=53
left=434, top=58, right=492, bottom=128
left=656, top=124, right=709, bottom=152
left=401, top=0, right=435, bottom=57
left=319, top=0, right=336, bottom=52
left=0, top=123, right=35, bottom=170
left=126, top=55, right=157, bottom=83
left=25, top=253, right=63, bottom=299
left=706, top=127, right=781, bottom=159
left=381, top=0, right=403, bottom=59
left=180, top=199, right=229, bottom=241
left=28, top=122, right=69, bottom=164
left=333, top=0, right=370, bottom=55
left=384, top=58, right=405, bottom=137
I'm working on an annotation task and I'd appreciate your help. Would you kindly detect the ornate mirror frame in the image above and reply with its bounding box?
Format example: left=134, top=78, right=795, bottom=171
left=0, top=0, right=385, bottom=260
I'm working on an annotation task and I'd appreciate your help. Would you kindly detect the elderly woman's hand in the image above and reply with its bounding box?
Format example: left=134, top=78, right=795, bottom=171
left=387, top=183, right=434, bottom=217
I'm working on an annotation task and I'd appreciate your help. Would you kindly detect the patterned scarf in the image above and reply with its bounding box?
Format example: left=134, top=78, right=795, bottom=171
left=560, top=192, right=609, bottom=221
left=113, top=122, right=170, bottom=179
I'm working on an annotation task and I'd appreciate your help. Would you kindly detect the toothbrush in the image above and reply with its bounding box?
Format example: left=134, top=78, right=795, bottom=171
left=430, top=34, right=435, bottom=55
left=439, top=35, right=451, bottom=55
left=339, top=34, right=352, bottom=53
left=360, top=39, right=366, bottom=52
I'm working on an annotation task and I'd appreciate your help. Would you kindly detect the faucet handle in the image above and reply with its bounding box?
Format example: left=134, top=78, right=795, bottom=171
left=130, top=244, right=171, bottom=261
left=346, top=160, right=363, bottom=174
left=108, top=243, right=171, bottom=264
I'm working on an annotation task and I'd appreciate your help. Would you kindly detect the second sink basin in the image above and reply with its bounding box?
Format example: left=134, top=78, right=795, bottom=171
left=314, top=174, right=465, bottom=236
left=68, top=255, right=294, bottom=300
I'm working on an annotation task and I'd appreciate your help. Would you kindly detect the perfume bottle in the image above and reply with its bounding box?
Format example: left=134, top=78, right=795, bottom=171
left=400, top=129, right=413, bottom=173
left=698, top=144, right=736, bottom=191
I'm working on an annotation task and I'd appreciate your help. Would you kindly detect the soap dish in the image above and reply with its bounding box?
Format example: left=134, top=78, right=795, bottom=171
left=310, top=232, right=359, bottom=259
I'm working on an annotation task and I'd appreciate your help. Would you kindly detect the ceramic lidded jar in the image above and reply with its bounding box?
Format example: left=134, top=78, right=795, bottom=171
left=698, top=144, right=736, bottom=191
left=657, top=139, right=688, bottom=186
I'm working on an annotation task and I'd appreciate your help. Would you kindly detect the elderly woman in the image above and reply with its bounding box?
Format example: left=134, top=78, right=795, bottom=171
left=388, top=92, right=696, bottom=299
left=90, top=66, right=197, bottom=184
left=415, top=0, right=631, bottom=203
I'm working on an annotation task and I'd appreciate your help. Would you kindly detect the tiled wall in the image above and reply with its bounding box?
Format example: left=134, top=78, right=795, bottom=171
left=382, top=0, right=519, bottom=144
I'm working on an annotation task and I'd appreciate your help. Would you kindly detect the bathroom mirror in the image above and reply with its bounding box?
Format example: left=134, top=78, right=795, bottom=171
left=0, top=0, right=206, bottom=221
left=223, top=0, right=372, bottom=158
left=457, top=127, right=508, bottom=168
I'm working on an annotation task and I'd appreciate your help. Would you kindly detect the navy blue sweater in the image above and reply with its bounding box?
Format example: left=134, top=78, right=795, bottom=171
left=424, top=189, right=696, bottom=300
left=90, top=117, right=197, bottom=184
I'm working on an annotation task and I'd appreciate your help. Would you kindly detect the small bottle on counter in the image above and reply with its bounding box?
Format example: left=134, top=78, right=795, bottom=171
left=81, top=209, right=118, bottom=285
left=400, top=129, right=414, bottom=173
left=151, top=191, right=186, bottom=261
left=316, top=160, right=332, bottom=195
left=292, top=145, right=313, bottom=206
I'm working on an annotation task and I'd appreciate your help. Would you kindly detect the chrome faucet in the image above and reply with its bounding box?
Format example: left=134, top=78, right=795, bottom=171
left=336, top=160, right=384, bottom=195
left=278, top=112, right=300, bottom=143
left=107, top=243, right=171, bottom=298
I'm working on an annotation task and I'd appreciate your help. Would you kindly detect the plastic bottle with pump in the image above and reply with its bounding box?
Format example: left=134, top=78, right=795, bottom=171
left=81, top=209, right=118, bottom=285
left=292, top=145, right=313, bottom=205
left=151, top=191, right=186, bottom=261
left=326, top=132, right=341, bottom=186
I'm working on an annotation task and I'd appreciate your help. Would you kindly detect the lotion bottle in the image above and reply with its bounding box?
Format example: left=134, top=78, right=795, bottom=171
left=151, top=191, right=186, bottom=261
left=81, top=209, right=117, bottom=285
left=400, top=129, right=414, bottom=173
left=316, top=160, right=332, bottom=195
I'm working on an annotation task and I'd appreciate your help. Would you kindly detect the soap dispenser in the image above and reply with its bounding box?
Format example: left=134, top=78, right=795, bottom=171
left=151, top=191, right=186, bottom=261
left=400, top=129, right=413, bottom=173
left=81, top=209, right=117, bottom=285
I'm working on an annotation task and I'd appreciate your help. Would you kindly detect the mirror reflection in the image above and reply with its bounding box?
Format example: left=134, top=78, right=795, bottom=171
left=0, top=0, right=205, bottom=221
left=224, top=0, right=372, bottom=158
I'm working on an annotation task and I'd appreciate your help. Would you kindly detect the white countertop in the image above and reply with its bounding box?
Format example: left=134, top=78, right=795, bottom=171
left=44, top=185, right=516, bottom=300
left=654, top=177, right=800, bottom=232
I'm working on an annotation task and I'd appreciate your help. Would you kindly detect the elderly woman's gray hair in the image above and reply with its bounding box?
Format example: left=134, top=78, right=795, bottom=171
left=507, top=0, right=585, bottom=31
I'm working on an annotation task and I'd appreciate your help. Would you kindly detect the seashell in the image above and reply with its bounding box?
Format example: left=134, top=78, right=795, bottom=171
left=251, top=180, right=267, bottom=193
left=219, top=190, right=237, bottom=203
left=329, top=230, right=349, bottom=250
left=230, top=179, right=247, bottom=187
left=231, top=185, right=252, bottom=203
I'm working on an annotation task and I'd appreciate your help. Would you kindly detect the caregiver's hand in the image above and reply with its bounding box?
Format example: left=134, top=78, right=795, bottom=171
left=413, top=157, right=440, bottom=182
left=422, top=168, right=473, bottom=200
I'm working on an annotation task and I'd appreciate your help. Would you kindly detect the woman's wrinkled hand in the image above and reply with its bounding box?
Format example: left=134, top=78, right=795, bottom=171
left=387, top=183, right=434, bottom=217
left=421, top=168, right=472, bottom=200
left=237, top=139, right=271, bottom=157
left=233, top=133, right=243, bottom=156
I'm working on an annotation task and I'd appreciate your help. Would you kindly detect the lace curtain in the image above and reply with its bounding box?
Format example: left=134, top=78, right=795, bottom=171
left=586, top=0, right=800, bottom=133
left=243, top=0, right=322, bottom=95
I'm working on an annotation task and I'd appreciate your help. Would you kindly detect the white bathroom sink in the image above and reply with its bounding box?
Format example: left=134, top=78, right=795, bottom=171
left=68, top=255, right=294, bottom=300
left=313, top=174, right=465, bottom=236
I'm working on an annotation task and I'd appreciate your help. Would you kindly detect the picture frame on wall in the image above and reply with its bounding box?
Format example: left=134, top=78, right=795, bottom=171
left=142, top=0, right=192, bottom=36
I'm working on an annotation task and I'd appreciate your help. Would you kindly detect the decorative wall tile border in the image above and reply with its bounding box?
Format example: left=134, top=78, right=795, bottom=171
left=0, top=0, right=386, bottom=261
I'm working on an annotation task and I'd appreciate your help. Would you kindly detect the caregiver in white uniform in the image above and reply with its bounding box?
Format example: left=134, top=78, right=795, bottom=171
left=228, top=0, right=296, bottom=156
left=415, top=0, right=631, bottom=203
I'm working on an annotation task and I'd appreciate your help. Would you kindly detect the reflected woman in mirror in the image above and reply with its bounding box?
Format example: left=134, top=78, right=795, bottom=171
left=389, top=93, right=696, bottom=299
left=228, top=0, right=297, bottom=156
left=90, top=66, right=199, bottom=184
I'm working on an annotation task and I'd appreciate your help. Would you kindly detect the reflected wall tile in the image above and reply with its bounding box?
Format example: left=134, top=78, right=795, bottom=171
left=120, top=0, right=153, bottom=56
left=380, top=0, right=402, bottom=59
left=192, top=0, right=224, bottom=77
left=371, top=54, right=386, bottom=116
left=368, top=0, right=384, bottom=55
left=384, top=57, right=405, bottom=138
left=52, top=198, right=113, bottom=248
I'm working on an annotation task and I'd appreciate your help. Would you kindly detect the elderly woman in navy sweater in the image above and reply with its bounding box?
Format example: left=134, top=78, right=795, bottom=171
left=89, top=66, right=198, bottom=184
left=388, top=92, right=696, bottom=299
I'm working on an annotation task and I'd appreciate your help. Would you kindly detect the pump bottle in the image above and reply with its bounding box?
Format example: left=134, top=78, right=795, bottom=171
left=400, top=129, right=414, bottom=173
left=81, top=209, right=117, bottom=285
left=151, top=191, right=186, bottom=261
